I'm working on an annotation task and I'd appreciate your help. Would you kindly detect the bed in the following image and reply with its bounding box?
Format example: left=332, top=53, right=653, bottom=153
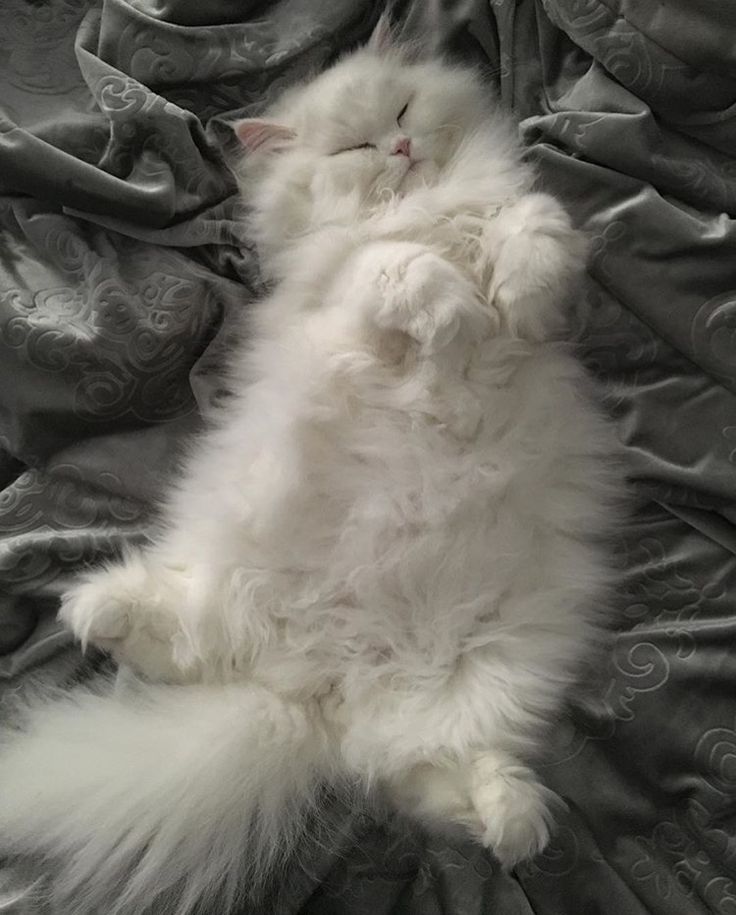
left=2, top=0, right=736, bottom=912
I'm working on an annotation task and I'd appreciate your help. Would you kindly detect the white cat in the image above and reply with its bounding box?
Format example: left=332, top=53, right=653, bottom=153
left=0, top=18, right=621, bottom=915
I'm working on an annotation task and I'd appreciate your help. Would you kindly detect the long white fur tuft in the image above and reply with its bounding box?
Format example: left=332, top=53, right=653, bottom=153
left=0, top=680, right=337, bottom=915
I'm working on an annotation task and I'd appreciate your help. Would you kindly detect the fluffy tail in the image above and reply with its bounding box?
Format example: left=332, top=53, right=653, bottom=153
left=0, top=677, right=338, bottom=915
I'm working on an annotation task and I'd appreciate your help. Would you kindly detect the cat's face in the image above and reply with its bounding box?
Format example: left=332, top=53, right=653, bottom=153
left=278, top=52, right=486, bottom=198
left=234, top=42, right=491, bottom=244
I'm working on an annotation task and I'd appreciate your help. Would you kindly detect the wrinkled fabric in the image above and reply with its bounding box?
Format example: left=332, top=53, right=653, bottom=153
left=2, top=0, right=736, bottom=912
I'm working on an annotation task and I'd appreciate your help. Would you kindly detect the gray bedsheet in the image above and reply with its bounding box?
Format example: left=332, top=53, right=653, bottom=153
left=3, top=0, right=736, bottom=912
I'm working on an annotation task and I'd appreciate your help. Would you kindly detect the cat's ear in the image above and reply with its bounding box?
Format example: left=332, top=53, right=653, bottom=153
left=233, top=120, right=296, bottom=154
left=367, top=13, right=395, bottom=54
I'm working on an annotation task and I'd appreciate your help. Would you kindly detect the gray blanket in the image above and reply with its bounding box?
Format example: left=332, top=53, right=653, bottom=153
left=3, top=0, right=736, bottom=912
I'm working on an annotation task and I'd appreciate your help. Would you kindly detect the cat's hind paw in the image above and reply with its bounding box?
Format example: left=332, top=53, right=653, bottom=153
left=469, top=751, right=560, bottom=869
left=59, top=560, right=196, bottom=683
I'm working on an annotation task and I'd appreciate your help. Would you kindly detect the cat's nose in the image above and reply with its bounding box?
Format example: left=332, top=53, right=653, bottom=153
left=391, top=137, right=412, bottom=158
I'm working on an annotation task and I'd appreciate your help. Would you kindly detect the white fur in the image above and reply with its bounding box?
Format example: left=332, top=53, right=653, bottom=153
left=0, top=26, right=621, bottom=915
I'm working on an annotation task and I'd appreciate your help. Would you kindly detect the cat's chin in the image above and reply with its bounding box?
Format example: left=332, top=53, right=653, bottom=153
left=398, top=160, right=438, bottom=195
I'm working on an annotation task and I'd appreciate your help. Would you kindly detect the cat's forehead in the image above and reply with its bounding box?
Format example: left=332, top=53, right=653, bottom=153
left=289, top=55, right=412, bottom=132
left=317, top=55, right=407, bottom=102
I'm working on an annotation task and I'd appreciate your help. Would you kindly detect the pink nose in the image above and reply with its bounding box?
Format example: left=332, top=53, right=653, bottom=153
left=391, top=137, right=412, bottom=158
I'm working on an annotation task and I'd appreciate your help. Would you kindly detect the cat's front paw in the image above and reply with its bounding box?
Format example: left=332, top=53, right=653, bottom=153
left=469, top=752, right=559, bottom=869
left=376, top=252, right=491, bottom=353
left=60, top=563, right=196, bottom=683
left=487, top=193, right=586, bottom=341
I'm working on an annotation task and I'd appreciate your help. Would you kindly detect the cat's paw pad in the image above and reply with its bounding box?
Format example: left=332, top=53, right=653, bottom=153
left=377, top=253, right=484, bottom=353
left=470, top=755, right=558, bottom=869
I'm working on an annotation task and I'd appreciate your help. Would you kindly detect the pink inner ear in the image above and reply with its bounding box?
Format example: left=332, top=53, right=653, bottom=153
left=368, top=13, right=393, bottom=54
left=234, top=120, right=295, bottom=153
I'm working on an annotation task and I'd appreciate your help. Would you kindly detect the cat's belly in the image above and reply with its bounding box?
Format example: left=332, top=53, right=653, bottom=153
left=216, top=343, right=615, bottom=700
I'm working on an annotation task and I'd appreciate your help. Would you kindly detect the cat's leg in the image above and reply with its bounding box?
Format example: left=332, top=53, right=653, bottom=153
left=344, top=629, right=573, bottom=866
left=484, top=193, right=588, bottom=341
left=60, top=434, right=262, bottom=682
left=467, top=749, right=558, bottom=866
left=330, top=241, right=492, bottom=438
left=60, top=369, right=310, bottom=683
left=349, top=241, right=496, bottom=354
left=386, top=749, right=559, bottom=869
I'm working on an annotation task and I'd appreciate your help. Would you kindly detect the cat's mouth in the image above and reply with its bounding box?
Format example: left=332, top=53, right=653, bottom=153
left=398, top=158, right=421, bottom=180
left=397, top=159, right=426, bottom=192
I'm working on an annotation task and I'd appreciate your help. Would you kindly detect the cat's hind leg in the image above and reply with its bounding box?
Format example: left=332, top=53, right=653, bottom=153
left=467, top=749, right=559, bottom=867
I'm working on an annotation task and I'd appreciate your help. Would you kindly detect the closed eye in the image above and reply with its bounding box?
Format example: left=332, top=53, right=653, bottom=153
left=331, top=142, right=377, bottom=155
left=397, top=102, right=409, bottom=125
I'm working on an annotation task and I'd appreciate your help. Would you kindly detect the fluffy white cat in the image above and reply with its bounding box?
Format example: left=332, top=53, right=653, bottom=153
left=0, top=18, right=621, bottom=915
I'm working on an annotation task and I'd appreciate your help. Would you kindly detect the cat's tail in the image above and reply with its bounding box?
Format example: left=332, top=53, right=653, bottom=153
left=0, top=677, right=341, bottom=915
